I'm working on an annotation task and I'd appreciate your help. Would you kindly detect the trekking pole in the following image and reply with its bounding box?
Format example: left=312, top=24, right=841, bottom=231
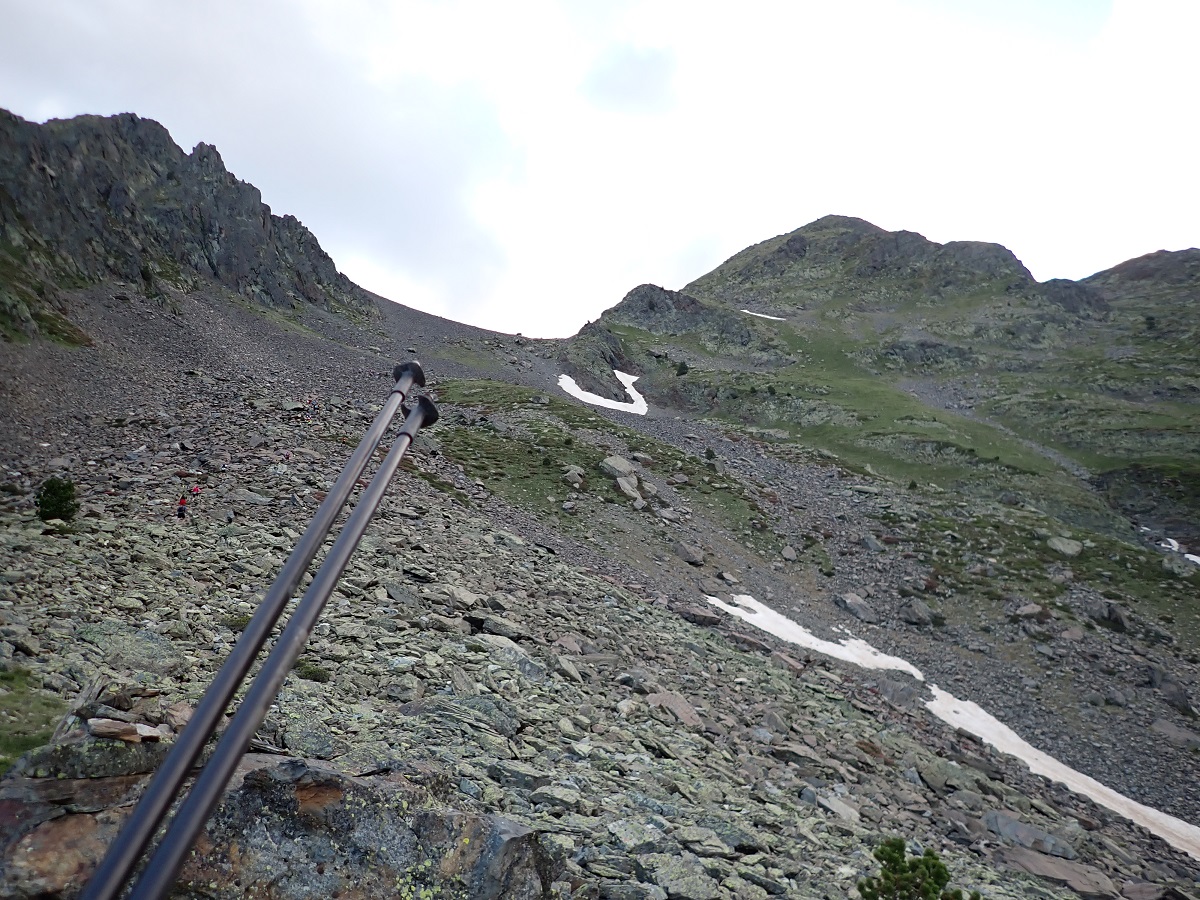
left=81, top=365, right=434, bottom=900
left=124, top=395, right=439, bottom=900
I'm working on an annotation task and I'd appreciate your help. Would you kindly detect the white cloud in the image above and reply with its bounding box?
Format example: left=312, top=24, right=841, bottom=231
left=581, top=45, right=675, bottom=114
left=2, top=0, right=1196, bottom=338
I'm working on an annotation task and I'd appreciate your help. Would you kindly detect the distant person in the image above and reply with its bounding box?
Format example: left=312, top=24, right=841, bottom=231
left=176, top=493, right=188, bottom=520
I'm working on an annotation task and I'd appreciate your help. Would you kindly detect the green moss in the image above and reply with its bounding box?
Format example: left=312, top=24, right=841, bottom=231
left=32, top=308, right=92, bottom=346
left=294, top=661, right=331, bottom=683
left=221, top=613, right=253, bottom=631
left=0, top=668, right=69, bottom=774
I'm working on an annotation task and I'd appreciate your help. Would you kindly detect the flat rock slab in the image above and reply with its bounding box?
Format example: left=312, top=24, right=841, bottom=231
left=646, top=691, right=702, bottom=727
left=999, top=848, right=1115, bottom=898
left=985, top=809, right=1076, bottom=859
left=1150, top=718, right=1200, bottom=751
left=608, top=819, right=673, bottom=854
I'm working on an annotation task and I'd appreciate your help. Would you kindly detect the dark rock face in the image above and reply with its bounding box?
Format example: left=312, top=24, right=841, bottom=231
left=1035, top=278, right=1109, bottom=314
left=558, top=321, right=641, bottom=400
left=0, top=751, right=555, bottom=899
left=882, top=339, right=979, bottom=370
left=0, top=109, right=375, bottom=320
left=601, top=284, right=747, bottom=342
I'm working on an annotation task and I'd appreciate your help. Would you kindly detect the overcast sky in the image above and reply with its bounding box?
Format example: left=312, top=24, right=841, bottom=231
left=3, top=0, right=1196, bottom=337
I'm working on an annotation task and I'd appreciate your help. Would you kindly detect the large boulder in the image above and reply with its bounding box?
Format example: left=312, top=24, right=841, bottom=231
left=600, top=456, right=636, bottom=479
left=0, top=753, right=557, bottom=899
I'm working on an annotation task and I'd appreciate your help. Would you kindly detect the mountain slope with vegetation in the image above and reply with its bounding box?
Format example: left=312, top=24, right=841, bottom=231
left=1, top=111, right=1198, bottom=899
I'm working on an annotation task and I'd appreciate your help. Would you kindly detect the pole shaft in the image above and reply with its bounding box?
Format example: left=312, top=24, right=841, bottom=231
left=126, top=400, right=432, bottom=900
left=81, top=369, right=422, bottom=900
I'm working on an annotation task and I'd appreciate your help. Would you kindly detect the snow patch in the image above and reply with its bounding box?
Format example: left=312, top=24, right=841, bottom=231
left=706, top=593, right=1200, bottom=860
left=707, top=594, right=922, bottom=679
left=557, top=370, right=648, bottom=415
left=926, top=686, right=1200, bottom=860
left=741, top=309, right=786, bottom=321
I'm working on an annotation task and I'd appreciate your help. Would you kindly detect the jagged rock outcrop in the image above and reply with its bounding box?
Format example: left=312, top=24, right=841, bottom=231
left=557, top=320, right=641, bottom=400
left=0, top=108, right=375, bottom=338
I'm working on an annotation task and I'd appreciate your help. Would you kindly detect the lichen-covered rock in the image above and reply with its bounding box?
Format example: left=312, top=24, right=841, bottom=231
left=0, top=755, right=558, bottom=900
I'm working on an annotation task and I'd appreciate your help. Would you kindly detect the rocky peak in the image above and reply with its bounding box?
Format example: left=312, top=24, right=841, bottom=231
left=0, top=108, right=375, bottom=322
left=688, top=215, right=1033, bottom=310
left=601, top=283, right=706, bottom=331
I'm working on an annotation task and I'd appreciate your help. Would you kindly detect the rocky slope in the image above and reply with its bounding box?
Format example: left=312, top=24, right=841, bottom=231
left=1, top=112, right=1199, bottom=899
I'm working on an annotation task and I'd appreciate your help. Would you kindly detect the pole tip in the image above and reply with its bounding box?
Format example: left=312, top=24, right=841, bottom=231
left=393, top=361, right=425, bottom=387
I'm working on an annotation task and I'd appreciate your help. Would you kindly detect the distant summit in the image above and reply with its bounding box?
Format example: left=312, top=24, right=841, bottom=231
left=686, top=214, right=1035, bottom=313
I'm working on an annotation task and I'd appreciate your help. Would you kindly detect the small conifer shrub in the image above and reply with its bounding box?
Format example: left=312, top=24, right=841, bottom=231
left=35, top=476, right=79, bottom=522
left=675, top=360, right=689, bottom=376
left=858, top=838, right=981, bottom=900
left=294, top=661, right=331, bottom=683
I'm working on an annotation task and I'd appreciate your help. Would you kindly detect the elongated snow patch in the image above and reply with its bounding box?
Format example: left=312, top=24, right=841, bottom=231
left=557, top=370, right=648, bottom=415
left=741, top=309, right=786, bottom=321
left=707, top=593, right=1200, bottom=860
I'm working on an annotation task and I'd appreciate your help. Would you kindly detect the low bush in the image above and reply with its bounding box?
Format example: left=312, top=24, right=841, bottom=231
left=35, top=476, right=79, bottom=522
left=294, top=661, right=331, bottom=683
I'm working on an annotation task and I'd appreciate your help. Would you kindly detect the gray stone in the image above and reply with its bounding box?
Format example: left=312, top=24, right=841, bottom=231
left=1151, top=718, right=1200, bottom=750
left=608, top=820, right=673, bottom=854
left=615, top=475, right=642, bottom=500
left=228, top=487, right=274, bottom=505
left=487, top=760, right=551, bottom=790
left=282, top=725, right=340, bottom=760
left=998, top=848, right=1114, bottom=897
left=898, top=597, right=934, bottom=626
left=1047, top=536, right=1083, bottom=557
left=600, top=456, right=635, bottom=478
left=645, top=691, right=701, bottom=727
left=1161, top=554, right=1194, bottom=577
left=835, top=592, right=878, bottom=623
left=635, top=852, right=721, bottom=900
left=984, top=810, right=1076, bottom=859
left=76, top=620, right=185, bottom=675
left=817, top=794, right=860, bottom=822
left=530, top=784, right=581, bottom=810
left=673, top=542, right=706, bottom=566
